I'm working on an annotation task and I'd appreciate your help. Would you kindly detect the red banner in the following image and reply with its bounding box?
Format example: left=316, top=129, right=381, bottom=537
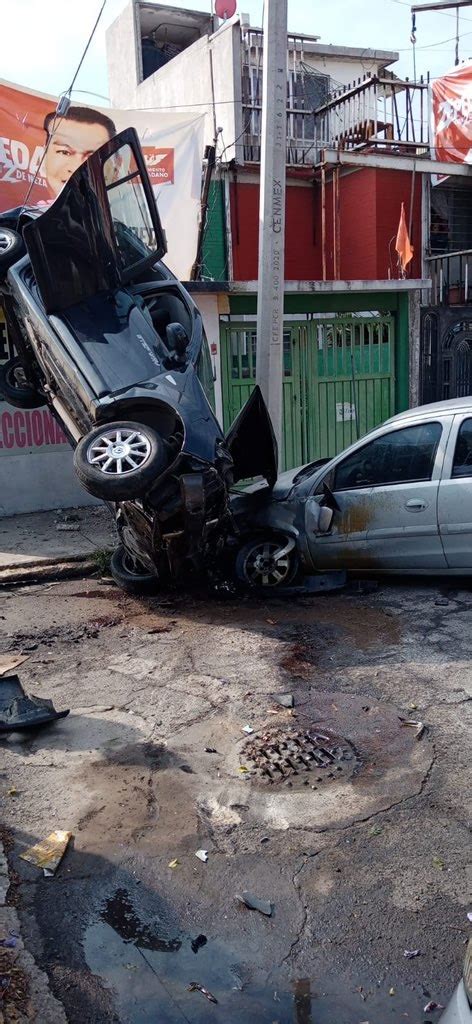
left=431, top=61, right=472, bottom=166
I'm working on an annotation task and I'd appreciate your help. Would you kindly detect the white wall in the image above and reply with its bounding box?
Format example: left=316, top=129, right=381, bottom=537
left=193, top=292, right=223, bottom=424
left=106, top=3, right=241, bottom=160
left=0, top=400, right=96, bottom=516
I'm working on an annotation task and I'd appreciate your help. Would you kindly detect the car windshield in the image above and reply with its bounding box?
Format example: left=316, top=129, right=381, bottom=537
left=103, top=145, right=157, bottom=273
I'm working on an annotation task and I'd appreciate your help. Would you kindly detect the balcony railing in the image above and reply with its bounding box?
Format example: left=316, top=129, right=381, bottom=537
left=241, top=27, right=324, bottom=165
left=426, top=249, right=472, bottom=306
left=240, top=24, right=430, bottom=167
left=313, top=73, right=429, bottom=157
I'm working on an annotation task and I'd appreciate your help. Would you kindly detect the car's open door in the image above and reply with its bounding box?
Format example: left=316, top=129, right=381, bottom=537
left=23, top=128, right=167, bottom=314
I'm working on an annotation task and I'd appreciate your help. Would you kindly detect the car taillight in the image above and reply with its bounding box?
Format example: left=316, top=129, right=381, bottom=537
left=464, top=937, right=472, bottom=1005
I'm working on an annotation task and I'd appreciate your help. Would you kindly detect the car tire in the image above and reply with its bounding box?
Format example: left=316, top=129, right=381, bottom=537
left=235, top=534, right=299, bottom=591
left=110, top=545, right=159, bottom=595
left=0, top=356, right=44, bottom=409
left=0, top=227, right=25, bottom=273
left=73, top=421, right=167, bottom=500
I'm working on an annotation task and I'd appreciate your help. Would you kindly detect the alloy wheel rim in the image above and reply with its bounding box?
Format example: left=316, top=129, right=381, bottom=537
left=87, top=428, right=152, bottom=476
left=0, top=232, right=14, bottom=253
left=245, top=541, right=291, bottom=587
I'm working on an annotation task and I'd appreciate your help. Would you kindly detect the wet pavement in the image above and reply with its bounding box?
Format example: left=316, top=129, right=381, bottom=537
left=1, top=573, right=471, bottom=1023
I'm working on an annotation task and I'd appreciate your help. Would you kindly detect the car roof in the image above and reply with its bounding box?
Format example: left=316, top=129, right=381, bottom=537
left=384, top=398, right=472, bottom=425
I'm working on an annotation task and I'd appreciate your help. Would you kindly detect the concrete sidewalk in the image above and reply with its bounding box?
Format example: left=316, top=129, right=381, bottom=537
left=0, top=505, right=116, bottom=577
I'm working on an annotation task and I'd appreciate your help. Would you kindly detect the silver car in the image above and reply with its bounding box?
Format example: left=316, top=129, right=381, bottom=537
left=232, top=398, right=472, bottom=589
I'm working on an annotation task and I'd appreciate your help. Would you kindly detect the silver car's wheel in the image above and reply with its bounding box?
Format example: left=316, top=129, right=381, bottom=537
left=236, top=537, right=299, bottom=589
left=87, top=427, right=152, bottom=476
left=74, top=420, right=167, bottom=500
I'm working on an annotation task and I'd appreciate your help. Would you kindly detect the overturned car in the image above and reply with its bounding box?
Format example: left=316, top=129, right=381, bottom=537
left=0, top=127, right=276, bottom=590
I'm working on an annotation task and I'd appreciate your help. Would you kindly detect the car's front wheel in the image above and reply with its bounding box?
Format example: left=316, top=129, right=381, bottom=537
left=235, top=535, right=299, bottom=590
left=0, top=356, right=44, bottom=409
left=74, top=421, right=167, bottom=500
left=110, top=545, right=159, bottom=595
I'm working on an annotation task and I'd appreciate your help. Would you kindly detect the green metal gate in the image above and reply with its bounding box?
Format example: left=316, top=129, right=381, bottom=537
left=220, top=315, right=395, bottom=469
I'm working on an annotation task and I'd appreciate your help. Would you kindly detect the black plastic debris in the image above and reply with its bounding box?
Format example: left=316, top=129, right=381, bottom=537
left=236, top=891, right=272, bottom=916
left=275, top=571, right=346, bottom=597
left=0, top=675, right=69, bottom=733
left=191, top=934, right=207, bottom=954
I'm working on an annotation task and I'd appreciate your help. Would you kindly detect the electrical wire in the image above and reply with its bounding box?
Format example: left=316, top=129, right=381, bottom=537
left=68, top=0, right=107, bottom=96
left=17, top=0, right=108, bottom=222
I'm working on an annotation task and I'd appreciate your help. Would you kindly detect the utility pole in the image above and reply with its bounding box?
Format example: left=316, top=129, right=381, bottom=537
left=256, top=0, right=288, bottom=465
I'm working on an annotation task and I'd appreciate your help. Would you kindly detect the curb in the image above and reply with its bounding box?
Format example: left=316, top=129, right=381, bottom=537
left=0, top=554, right=111, bottom=589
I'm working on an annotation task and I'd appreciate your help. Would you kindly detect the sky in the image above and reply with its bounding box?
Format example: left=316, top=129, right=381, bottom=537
left=2, top=0, right=472, bottom=104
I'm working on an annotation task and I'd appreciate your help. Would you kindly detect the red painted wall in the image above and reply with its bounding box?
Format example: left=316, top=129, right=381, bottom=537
left=230, top=167, right=422, bottom=282
left=230, top=180, right=320, bottom=281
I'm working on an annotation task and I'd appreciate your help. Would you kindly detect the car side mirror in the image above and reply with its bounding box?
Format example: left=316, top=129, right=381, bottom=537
left=318, top=505, right=334, bottom=533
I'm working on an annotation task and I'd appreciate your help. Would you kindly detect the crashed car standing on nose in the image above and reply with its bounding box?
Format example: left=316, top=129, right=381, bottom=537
left=0, top=127, right=277, bottom=591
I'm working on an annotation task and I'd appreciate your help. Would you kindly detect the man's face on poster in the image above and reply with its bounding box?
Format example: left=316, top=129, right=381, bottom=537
left=44, top=119, right=111, bottom=197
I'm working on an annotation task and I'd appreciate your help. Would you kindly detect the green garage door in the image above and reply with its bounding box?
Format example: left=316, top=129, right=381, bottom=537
left=220, top=315, right=395, bottom=470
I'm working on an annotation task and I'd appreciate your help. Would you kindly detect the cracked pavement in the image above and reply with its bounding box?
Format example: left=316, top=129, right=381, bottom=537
left=0, top=573, right=471, bottom=1023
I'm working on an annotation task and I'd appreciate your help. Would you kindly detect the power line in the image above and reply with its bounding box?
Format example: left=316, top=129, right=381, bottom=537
left=17, top=0, right=108, bottom=221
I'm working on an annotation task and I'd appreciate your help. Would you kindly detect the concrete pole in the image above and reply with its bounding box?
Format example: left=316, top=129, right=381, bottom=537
left=255, top=0, right=288, bottom=466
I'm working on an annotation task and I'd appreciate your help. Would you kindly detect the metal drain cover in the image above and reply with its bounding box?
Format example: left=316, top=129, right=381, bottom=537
left=243, top=724, right=358, bottom=787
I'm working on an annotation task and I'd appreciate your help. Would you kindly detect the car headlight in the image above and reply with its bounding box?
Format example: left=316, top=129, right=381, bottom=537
left=464, top=936, right=472, bottom=1005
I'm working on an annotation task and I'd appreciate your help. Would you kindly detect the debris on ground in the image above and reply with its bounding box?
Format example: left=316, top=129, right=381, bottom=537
left=195, top=849, right=208, bottom=863
left=435, top=597, right=449, bottom=606
left=432, top=856, right=445, bottom=871
left=204, top=747, right=217, bottom=753
left=399, top=717, right=426, bottom=739
left=191, top=935, right=207, bottom=953
left=242, top=725, right=254, bottom=734
left=424, top=1000, right=445, bottom=1012
left=187, top=981, right=218, bottom=1004
left=236, top=891, right=272, bottom=917
left=274, top=693, right=294, bottom=709
left=56, top=524, right=80, bottom=532
left=403, top=949, right=420, bottom=958
left=20, top=829, right=72, bottom=875
left=369, top=826, right=383, bottom=837
left=168, top=859, right=180, bottom=869
left=0, top=654, right=30, bottom=677
left=467, top=911, right=472, bottom=922
left=0, top=934, right=18, bottom=949
left=0, top=675, right=69, bottom=733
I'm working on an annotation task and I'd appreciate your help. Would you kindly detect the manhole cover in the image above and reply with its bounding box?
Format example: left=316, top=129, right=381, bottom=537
left=243, top=724, right=358, bottom=788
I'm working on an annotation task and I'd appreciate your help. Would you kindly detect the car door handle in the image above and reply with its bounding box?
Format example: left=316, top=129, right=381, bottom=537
left=405, top=499, right=427, bottom=511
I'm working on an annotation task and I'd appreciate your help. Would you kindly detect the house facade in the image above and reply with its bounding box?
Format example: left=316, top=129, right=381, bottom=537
left=108, top=1, right=468, bottom=471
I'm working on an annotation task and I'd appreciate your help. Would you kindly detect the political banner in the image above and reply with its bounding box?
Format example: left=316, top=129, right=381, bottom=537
left=430, top=61, right=472, bottom=168
left=0, top=79, right=205, bottom=279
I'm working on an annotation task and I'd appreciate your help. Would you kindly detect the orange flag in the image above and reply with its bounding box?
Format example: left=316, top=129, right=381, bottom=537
left=395, top=202, right=414, bottom=275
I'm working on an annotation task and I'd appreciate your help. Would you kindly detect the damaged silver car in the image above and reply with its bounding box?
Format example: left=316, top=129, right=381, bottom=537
left=231, top=398, right=472, bottom=589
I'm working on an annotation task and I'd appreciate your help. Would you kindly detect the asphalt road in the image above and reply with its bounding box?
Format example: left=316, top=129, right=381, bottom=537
left=0, top=573, right=471, bottom=1023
